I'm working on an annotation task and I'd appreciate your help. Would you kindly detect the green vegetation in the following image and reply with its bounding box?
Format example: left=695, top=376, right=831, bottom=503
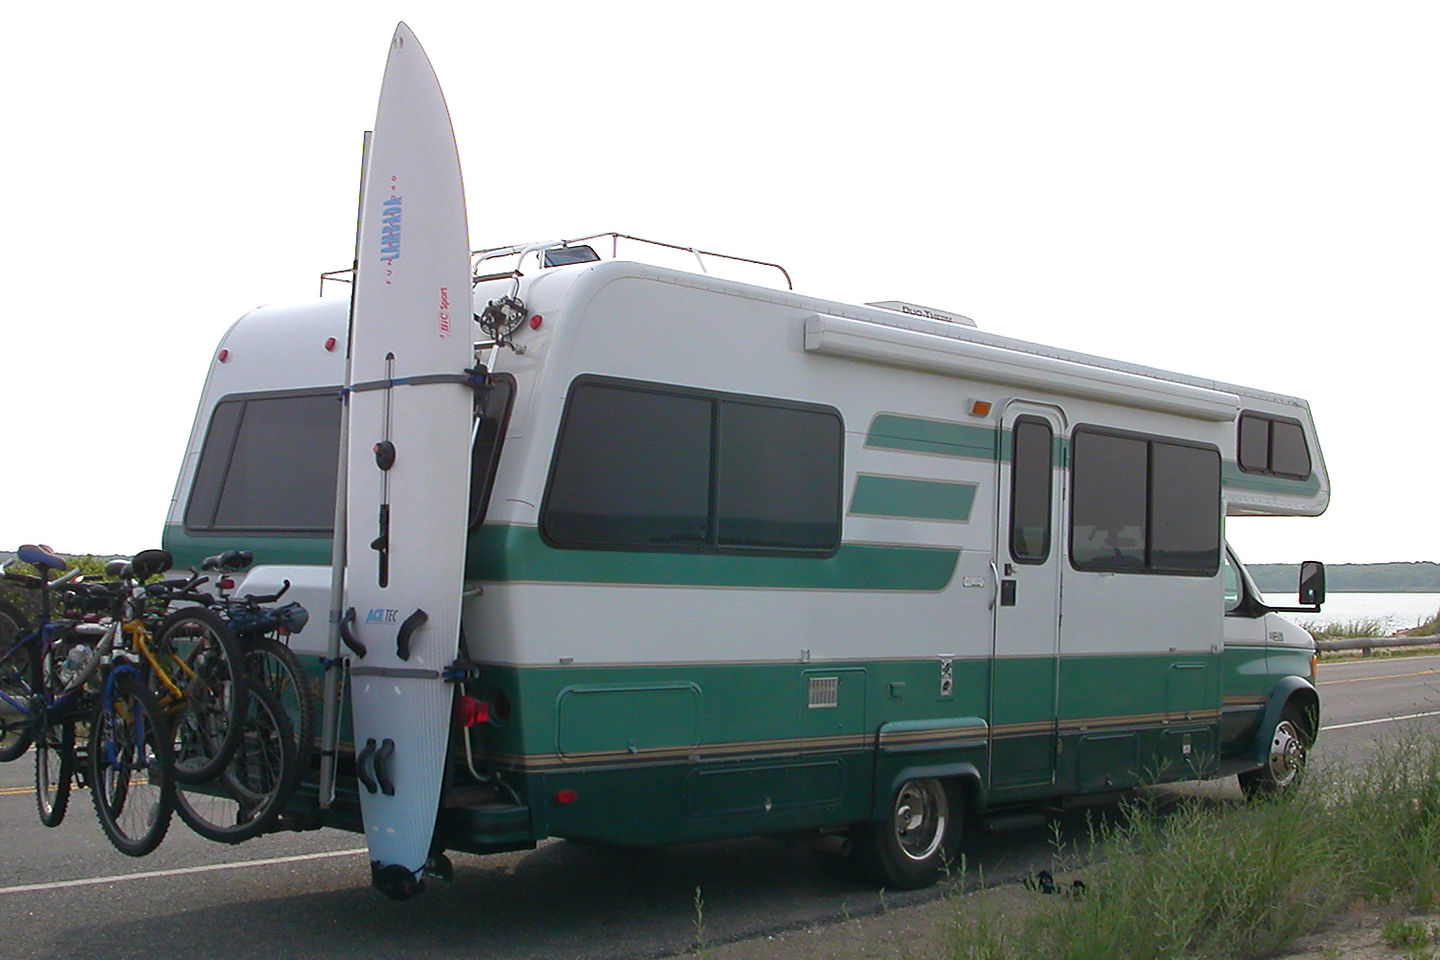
left=948, top=739, right=1440, bottom=960
left=1403, top=608, right=1440, bottom=638
left=0, top=553, right=116, bottom=622
left=1247, top=561, right=1440, bottom=594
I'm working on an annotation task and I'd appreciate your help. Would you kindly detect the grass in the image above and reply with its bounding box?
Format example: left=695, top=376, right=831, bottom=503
left=1402, top=607, right=1440, bottom=637
left=948, top=736, right=1440, bottom=960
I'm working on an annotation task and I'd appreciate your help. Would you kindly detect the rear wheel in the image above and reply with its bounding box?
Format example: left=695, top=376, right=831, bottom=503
left=244, top=637, right=315, bottom=775
left=850, top=777, right=962, bottom=889
left=1240, top=703, right=1312, bottom=798
left=34, top=701, right=75, bottom=827
left=154, top=608, right=247, bottom=785
left=0, top=601, right=37, bottom=763
left=175, top=684, right=297, bottom=843
left=90, top=672, right=175, bottom=856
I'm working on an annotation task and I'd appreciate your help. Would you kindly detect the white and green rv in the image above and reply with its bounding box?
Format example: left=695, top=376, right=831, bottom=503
left=164, top=236, right=1327, bottom=889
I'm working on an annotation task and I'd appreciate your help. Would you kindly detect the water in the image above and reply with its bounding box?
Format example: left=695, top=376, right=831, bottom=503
left=1264, top=592, right=1440, bottom=634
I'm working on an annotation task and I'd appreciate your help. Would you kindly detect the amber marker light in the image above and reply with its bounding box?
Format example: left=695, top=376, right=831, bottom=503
left=970, top=400, right=992, bottom=417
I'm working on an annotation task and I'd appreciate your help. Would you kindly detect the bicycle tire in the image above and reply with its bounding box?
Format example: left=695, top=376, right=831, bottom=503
left=0, top=600, right=37, bottom=763
left=174, top=684, right=297, bottom=844
left=34, top=699, right=75, bottom=827
left=244, top=636, right=316, bottom=775
left=153, top=607, right=248, bottom=785
left=89, top=671, right=175, bottom=856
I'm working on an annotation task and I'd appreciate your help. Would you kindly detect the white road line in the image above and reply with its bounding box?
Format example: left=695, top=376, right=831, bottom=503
left=0, top=847, right=369, bottom=895
left=1322, top=710, right=1440, bottom=732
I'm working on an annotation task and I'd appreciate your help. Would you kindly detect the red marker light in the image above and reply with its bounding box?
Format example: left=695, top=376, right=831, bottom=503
left=218, top=578, right=235, bottom=591
left=324, top=337, right=337, bottom=351
left=218, top=349, right=230, bottom=363
left=452, top=696, right=491, bottom=727
left=529, top=315, right=543, bottom=330
left=554, top=789, right=578, bottom=805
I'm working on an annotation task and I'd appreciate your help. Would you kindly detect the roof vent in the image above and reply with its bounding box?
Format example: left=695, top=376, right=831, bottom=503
left=867, top=301, right=977, bottom=328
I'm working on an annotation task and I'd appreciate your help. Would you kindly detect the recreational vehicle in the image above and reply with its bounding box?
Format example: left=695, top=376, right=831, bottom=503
left=164, top=235, right=1328, bottom=893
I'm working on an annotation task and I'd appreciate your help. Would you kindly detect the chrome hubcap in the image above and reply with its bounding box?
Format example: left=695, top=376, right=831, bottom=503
left=893, top=780, right=947, bottom=862
left=1267, top=719, right=1306, bottom=786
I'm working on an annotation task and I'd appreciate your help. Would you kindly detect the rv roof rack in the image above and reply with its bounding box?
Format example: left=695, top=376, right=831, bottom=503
left=471, top=233, right=794, bottom=290
left=317, top=233, right=794, bottom=298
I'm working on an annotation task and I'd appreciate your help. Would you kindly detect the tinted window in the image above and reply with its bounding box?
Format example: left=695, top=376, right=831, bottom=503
left=1237, top=411, right=1312, bottom=479
left=1071, top=431, right=1147, bottom=570
left=1071, top=427, right=1219, bottom=576
left=717, top=401, right=842, bottom=550
left=1009, top=418, right=1053, bottom=563
left=1150, top=443, right=1220, bottom=573
left=1270, top=420, right=1311, bottom=478
left=468, top=376, right=515, bottom=528
left=543, top=383, right=712, bottom=548
left=542, top=378, right=842, bottom=555
left=186, top=391, right=341, bottom=533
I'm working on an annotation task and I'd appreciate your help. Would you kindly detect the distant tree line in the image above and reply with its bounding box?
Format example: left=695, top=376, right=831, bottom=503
left=1247, top=561, right=1440, bottom=593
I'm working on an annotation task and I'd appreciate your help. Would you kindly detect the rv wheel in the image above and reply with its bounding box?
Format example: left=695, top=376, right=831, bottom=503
left=1239, top=703, right=1312, bottom=798
left=851, top=777, right=961, bottom=889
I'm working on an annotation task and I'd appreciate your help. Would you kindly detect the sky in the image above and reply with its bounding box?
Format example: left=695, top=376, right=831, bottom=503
left=3, top=2, right=1436, bottom=564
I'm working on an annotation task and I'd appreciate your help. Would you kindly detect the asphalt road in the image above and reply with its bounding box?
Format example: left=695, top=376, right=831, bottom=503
left=0, top=653, right=1436, bottom=960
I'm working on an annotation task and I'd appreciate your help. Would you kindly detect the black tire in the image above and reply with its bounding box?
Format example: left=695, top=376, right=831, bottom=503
left=244, top=636, right=315, bottom=776
left=1239, top=703, right=1313, bottom=798
left=34, top=700, right=75, bottom=827
left=175, top=684, right=297, bottom=844
left=153, top=607, right=248, bottom=785
left=89, top=671, right=175, bottom=856
left=850, top=777, right=962, bottom=890
left=0, top=600, right=37, bottom=763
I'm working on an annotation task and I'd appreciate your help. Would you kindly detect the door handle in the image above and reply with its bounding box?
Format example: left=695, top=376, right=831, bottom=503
left=988, top=561, right=1000, bottom=610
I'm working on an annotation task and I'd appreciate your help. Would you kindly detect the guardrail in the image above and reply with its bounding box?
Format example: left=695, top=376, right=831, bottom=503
left=1316, top=634, right=1440, bottom=653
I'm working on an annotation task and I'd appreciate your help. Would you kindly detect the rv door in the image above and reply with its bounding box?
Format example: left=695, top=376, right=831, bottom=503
left=989, top=402, right=1065, bottom=789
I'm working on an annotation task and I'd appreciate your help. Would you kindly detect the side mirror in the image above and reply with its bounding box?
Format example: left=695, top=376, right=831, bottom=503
left=1298, top=560, right=1325, bottom=607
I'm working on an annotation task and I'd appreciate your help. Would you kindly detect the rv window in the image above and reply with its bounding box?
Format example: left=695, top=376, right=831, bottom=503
left=1150, top=442, right=1221, bottom=574
left=468, top=375, right=515, bottom=529
left=1008, top=418, right=1053, bottom=564
left=542, top=378, right=842, bottom=555
left=1237, top=411, right=1311, bottom=479
left=1071, top=431, right=1147, bottom=570
left=185, top=390, right=341, bottom=534
left=544, top=382, right=712, bottom=548
left=1070, top=427, right=1219, bottom=577
left=716, top=400, right=844, bottom=551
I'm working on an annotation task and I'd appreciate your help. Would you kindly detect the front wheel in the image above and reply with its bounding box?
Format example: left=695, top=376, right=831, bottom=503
left=850, top=777, right=962, bottom=889
left=1239, top=703, right=1312, bottom=798
left=34, top=700, right=75, bottom=827
left=90, top=671, right=175, bottom=856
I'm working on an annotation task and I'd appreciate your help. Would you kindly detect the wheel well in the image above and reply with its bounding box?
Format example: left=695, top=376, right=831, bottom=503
left=1286, top=690, right=1320, bottom=740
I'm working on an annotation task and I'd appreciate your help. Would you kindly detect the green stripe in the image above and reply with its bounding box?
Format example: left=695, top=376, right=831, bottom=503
left=162, top=525, right=334, bottom=569
left=162, top=524, right=960, bottom=592
left=465, top=525, right=959, bottom=590
left=1221, top=462, right=1322, bottom=496
left=850, top=475, right=978, bottom=521
left=866, top=414, right=997, bottom=460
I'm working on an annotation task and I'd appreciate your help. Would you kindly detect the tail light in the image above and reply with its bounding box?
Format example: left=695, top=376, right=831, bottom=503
left=453, top=695, right=491, bottom=727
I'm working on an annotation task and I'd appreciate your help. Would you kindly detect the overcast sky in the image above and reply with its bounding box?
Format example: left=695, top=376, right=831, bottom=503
left=3, top=2, right=1436, bottom=564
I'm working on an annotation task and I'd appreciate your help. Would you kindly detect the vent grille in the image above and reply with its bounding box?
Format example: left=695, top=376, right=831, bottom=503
left=808, top=676, right=839, bottom=709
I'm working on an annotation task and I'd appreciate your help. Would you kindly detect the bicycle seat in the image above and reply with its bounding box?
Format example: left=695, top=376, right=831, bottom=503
left=105, top=559, right=130, bottom=578
left=129, top=549, right=173, bottom=581
left=18, top=544, right=66, bottom=571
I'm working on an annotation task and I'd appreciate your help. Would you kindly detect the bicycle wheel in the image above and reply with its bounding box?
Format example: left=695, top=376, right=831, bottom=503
left=153, top=607, right=247, bottom=785
left=244, top=636, right=316, bottom=774
left=0, top=601, right=37, bottom=763
left=34, top=699, right=75, bottom=827
left=175, top=684, right=297, bottom=844
left=89, top=671, right=175, bottom=856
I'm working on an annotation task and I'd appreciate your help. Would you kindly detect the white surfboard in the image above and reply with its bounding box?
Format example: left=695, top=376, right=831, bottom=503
left=343, top=21, right=472, bottom=900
